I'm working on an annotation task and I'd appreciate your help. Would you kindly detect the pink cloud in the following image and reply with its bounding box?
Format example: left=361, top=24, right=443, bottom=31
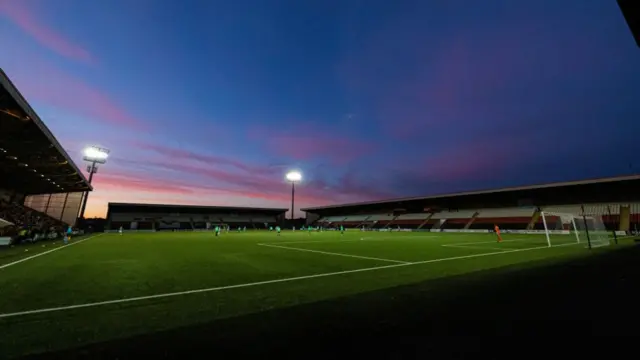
left=6, top=61, right=146, bottom=128
left=143, top=160, right=325, bottom=203
left=93, top=173, right=198, bottom=196
left=85, top=169, right=311, bottom=218
left=342, top=15, right=604, bottom=140
left=266, top=136, right=374, bottom=164
left=249, top=123, right=376, bottom=164
left=156, top=161, right=395, bottom=206
left=0, top=0, right=95, bottom=64
left=403, top=136, right=533, bottom=183
left=86, top=150, right=395, bottom=217
left=367, top=34, right=515, bottom=138
left=93, top=171, right=287, bottom=203
left=134, top=142, right=280, bottom=175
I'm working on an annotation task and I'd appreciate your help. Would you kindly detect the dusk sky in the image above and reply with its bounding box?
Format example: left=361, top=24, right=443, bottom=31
left=1, top=0, right=639, bottom=218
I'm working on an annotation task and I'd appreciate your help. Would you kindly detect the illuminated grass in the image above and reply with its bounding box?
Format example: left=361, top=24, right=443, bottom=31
left=0, top=230, right=616, bottom=357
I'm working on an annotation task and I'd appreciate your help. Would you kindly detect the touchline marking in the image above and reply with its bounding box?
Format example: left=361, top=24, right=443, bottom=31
left=0, top=233, right=104, bottom=271
left=0, top=243, right=570, bottom=319
left=258, top=243, right=411, bottom=264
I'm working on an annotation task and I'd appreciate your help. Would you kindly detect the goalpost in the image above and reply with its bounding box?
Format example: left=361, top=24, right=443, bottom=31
left=540, top=211, right=610, bottom=248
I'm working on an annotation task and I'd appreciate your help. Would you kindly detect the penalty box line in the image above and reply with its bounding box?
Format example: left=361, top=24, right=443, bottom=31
left=0, top=233, right=104, bottom=271
left=442, top=244, right=513, bottom=251
left=443, top=235, right=638, bottom=249
left=257, top=243, right=411, bottom=264
left=444, top=238, right=536, bottom=246
left=270, top=235, right=441, bottom=246
left=1, top=243, right=562, bottom=319
left=443, top=241, right=580, bottom=251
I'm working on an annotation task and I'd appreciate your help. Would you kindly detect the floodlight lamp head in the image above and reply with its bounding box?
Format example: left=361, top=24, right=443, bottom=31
left=83, top=146, right=110, bottom=164
left=286, top=171, right=302, bottom=182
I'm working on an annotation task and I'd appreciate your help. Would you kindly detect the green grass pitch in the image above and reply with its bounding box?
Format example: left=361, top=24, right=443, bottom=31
left=0, top=230, right=621, bottom=357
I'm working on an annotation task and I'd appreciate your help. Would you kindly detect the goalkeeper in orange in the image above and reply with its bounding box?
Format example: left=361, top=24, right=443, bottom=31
left=494, top=224, right=502, bottom=242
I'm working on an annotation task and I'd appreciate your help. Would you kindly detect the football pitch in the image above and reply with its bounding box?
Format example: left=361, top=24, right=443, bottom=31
left=0, top=230, right=624, bottom=357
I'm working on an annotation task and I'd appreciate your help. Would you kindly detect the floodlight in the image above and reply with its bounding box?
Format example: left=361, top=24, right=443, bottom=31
left=285, top=170, right=302, bottom=221
left=286, top=171, right=302, bottom=182
left=78, top=146, right=110, bottom=223
left=83, top=146, right=110, bottom=164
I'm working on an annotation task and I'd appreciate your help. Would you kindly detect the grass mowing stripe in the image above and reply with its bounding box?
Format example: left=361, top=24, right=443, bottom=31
left=0, top=242, right=572, bottom=319
left=0, top=233, right=104, bottom=270
left=258, top=243, right=412, bottom=264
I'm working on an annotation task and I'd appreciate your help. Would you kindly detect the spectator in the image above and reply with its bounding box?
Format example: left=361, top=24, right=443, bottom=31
left=0, top=199, right=67, bottom=243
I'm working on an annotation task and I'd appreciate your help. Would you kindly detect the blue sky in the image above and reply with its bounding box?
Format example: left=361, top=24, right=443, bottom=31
left=1, top=0, right=639, bottom=218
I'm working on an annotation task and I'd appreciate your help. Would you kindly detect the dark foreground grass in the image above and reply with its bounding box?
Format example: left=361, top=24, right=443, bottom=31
left=0, top=231, right=636, bottom=359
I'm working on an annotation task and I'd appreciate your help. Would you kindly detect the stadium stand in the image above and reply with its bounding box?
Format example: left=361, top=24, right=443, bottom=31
left=220, top=214, right=254, bottom=228
left=465, top=207, right=536, bottom=230
left=107, top=203, right=288, bottom=231
left=303, top=176, right=640, bottom=236
left=367, top=213, right=395, bottom=229
left=315, top=204, right=640, bottom=234
left=392, top=213, right=432, bottom=229
left=431, top=210, right=477, bottom=230
left=0, top=69, right=92, bottom=245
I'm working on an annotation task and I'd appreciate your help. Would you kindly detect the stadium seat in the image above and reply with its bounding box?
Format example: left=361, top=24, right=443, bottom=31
left=0, top=199, right=67, bottom=241
left=393, top=213, right=431, bottom=229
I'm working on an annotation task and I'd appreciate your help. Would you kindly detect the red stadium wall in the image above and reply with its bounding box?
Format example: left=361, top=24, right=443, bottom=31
left=337, top=221, right=363, bottom=227
left=375, top=220, right=392, bottom=224
left=393, top=219, right=430, bottom=225
left=474, top=217, right=531, bottom=224
left=445, top=218, right=471, bottom=224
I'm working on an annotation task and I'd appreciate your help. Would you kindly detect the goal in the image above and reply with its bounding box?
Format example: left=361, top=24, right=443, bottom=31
left=540, top=211, right=610, bottom=248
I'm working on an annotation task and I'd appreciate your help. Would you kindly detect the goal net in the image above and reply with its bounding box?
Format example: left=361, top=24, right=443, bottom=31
left=540, top=211, right=610, bottom=248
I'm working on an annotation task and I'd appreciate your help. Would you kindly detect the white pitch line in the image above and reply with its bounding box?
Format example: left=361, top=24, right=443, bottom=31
left=0, top=233, right=103, bottom=271
left=268, top=239, right=377, bottom=245
left=258, top=243, right=411, bottom=264
left=447, top=238, right=535, bottom=246
left=269, top=239, right=389, bottom=245
left=445, top=235, right=637, bottom=248
left=360, top=235, right=441, bottom=241
left=442, top=244, right=513, bottom=251
left=271, top=235, right=440, bottom=246
left=0, top=243, right=574, bottom=319
left=443, top=241, right=579, bottom=250
left=611, top=235, right=636, bottom=241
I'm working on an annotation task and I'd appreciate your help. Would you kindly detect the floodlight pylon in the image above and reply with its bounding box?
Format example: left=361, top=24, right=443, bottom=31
left=78, top=146, right=110, bottom=222
left=286, top=171, right=302, bottom=220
